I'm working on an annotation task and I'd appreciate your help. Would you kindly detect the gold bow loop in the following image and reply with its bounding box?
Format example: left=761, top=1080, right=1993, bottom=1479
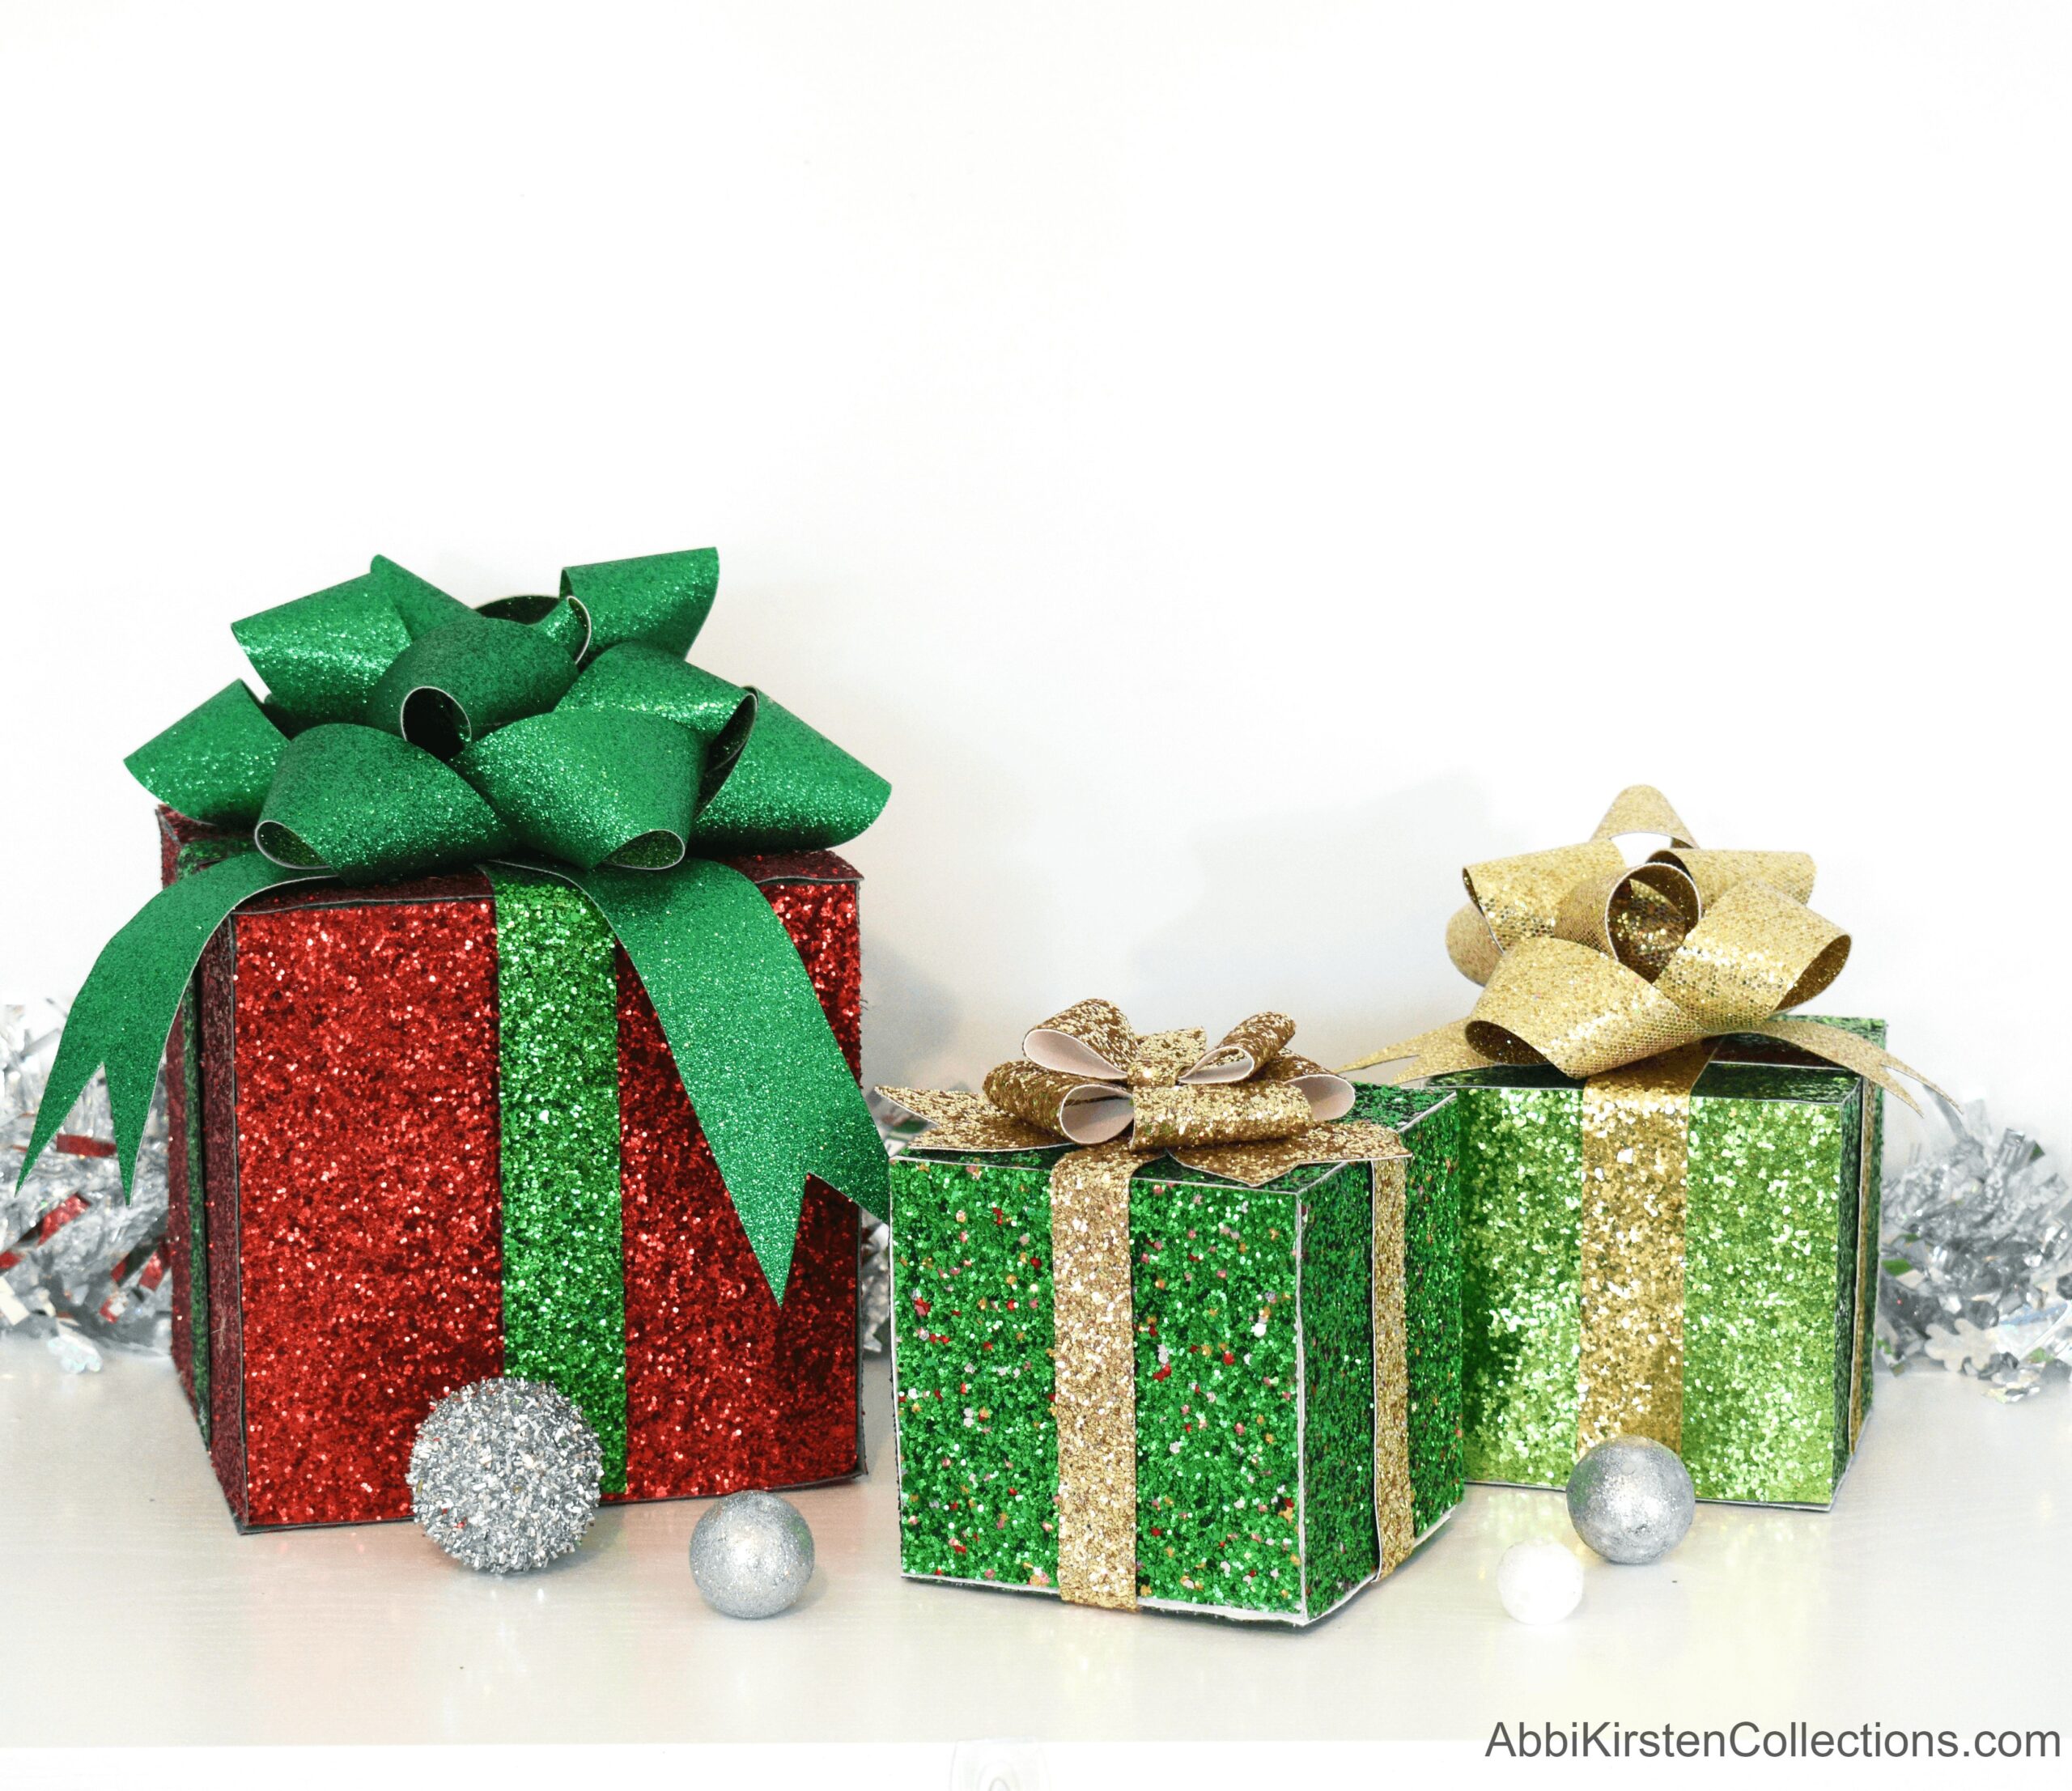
left=887, top=996, right=1384, bottom=1186
left=1350, top=785, right=1933, bottom=1110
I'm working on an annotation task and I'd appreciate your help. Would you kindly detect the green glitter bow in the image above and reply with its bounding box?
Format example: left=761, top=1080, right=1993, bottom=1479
left=23, top=550, right=890, bottom=1297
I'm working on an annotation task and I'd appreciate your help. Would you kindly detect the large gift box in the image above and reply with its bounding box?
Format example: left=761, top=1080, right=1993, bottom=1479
left=1347, top=787, right=1929, bottom=1509
left=27, top=550, right=892, bottom=1530
left=159, top=812, right=868, bottom=1527
left=882, top=1004, right=1463, bottom=1625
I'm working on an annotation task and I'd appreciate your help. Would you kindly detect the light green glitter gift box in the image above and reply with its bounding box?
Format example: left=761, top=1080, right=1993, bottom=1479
left=1353, top=1024, right=1886, bottom=1509
left=1345, top=786, right=1934, bottom=1509
left=881, top=1001, right=1464, bottom=1625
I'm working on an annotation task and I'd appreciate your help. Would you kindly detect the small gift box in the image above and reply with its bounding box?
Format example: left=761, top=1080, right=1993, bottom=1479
left=881, top=1002, right=1463, bottom=1624
left=27, top=550, right=892, bottom=1530
left=1347, top=787, right=1930, bottom=1509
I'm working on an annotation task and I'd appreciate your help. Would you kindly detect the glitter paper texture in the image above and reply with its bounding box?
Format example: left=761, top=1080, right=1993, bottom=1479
left=1352, top=1084, right=1467, bottom=1534
left=1302, top=1157, right=1386, bottom=1603
left=1433, top=1021, right=1886, bottom=1508
left=222, top=886, right=508, bottom=1529
left=166, top=992, right=206, bottom=1418
left=882, top=1006, right=1426, bottom=1615
left=200, top=921, right=250, bottom=1517
left=1129, top=1165, right=1310, bottom=1615
left=1049, top=1145, right=1141, bottom=1610
left=486, top=868, right=627, bottom=1490
left=1684, top=1077, right=1855, bottom=1502
left=1576, top=1044, right=1709, bottom=1453
left=889, top=1087, right=1462, bottom=1625
left=1368, top=1159, right=1414, bottom=1572
left=617, top=913, right=863, bottom=1503
left=159, top=809, right=864, bottom=1530
left=573, top=856, right=882, bottom=1297
left=1446, top=1072, right=1584, bottom=1486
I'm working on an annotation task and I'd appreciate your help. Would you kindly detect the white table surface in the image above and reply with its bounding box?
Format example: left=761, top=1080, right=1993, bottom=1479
left=3, top=1338, right=2065, bottom=1747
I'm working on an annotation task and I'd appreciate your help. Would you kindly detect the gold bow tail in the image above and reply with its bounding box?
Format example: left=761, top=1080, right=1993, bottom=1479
left=1344, top=787, right=1941, bottom=1499
left=881, top=999, right=1452, bottom=1618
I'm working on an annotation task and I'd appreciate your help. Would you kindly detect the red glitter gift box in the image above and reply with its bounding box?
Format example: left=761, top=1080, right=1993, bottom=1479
left=157, top=808, right=865, bottom=1530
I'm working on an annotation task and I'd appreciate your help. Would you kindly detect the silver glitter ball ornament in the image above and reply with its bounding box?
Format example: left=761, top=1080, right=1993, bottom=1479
left=408, top=1377, right=602, bottom=1574
left=689, top=1491, right=815, bottom=1618
left=1566, top=1434, right=1696, bottom=1564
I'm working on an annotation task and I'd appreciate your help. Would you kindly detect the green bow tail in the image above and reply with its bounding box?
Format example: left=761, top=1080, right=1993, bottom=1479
left=23, top=549, right=891, bottom=1297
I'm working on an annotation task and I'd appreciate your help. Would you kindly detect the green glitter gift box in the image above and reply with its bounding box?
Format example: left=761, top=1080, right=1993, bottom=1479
left=884, top=1008, right=1463, bottom=1626
left=1354, top=1021, right=1887, bottom=1509
left=1342, top=787, right=1935, bottom=1509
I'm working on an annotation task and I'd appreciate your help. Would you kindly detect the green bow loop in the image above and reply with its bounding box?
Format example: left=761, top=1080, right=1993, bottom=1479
left=34, top=546, right=890, bottom=1299
left=473, top=593, right=592, bottom=659
left=456, top=710, right=701, bottom=871
left=562, top=547, right=720, bottom=658
left=125, top=681, right=287, bottom=827
left=364, top=613, right=581, bottom=757
left=551, top=647, right=888, bottom=849
left=257, top=724, right=517, bottom=878
left=231, top=555, right=471, bottom=723
left=558, top=642, right=755, bottom=746
left=690, top=690, right=891, bottom=852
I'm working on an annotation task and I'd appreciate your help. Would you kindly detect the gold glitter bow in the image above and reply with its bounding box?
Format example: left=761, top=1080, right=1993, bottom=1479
left=882, top=1000, right=1415, bottom=1613
left=899, top=997, right=1373, bottom=1178
left=1344, top=784, right=1934, bottom=1110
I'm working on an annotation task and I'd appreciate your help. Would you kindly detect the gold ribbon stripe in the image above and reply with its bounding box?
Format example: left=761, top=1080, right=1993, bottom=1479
left=1576, top=1043, right=1712, bottom=1456
left=1371, top=1157, right=1414, bottom=1573
left=1050, top=1143, right=1144, bottom=1611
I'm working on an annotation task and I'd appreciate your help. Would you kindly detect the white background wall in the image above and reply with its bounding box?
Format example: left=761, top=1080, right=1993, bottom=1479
left=5, top=2, right=2066, bottom=1158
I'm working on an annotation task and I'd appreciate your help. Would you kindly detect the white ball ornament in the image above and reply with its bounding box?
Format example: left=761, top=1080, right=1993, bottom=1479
left=1497, top=1539, right=1585, bottom=1624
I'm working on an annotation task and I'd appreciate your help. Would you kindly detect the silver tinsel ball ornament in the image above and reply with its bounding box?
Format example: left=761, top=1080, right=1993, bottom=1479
left=689, top=1491, right=816, bottom=1618
left=408, top=1377, right=602, bottom=1573
left=1566, top=1435, right=1696, bottom=1564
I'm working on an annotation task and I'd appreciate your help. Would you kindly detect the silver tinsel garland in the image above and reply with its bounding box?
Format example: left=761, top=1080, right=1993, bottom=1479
left=1, top=1001, right=172, bottom=1370
left=1879, top=1097, right=2072, bottom=1401
left=859, top=1212, right=892, bottom=1354
left=862, top=1086, right=929, bottom=1354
